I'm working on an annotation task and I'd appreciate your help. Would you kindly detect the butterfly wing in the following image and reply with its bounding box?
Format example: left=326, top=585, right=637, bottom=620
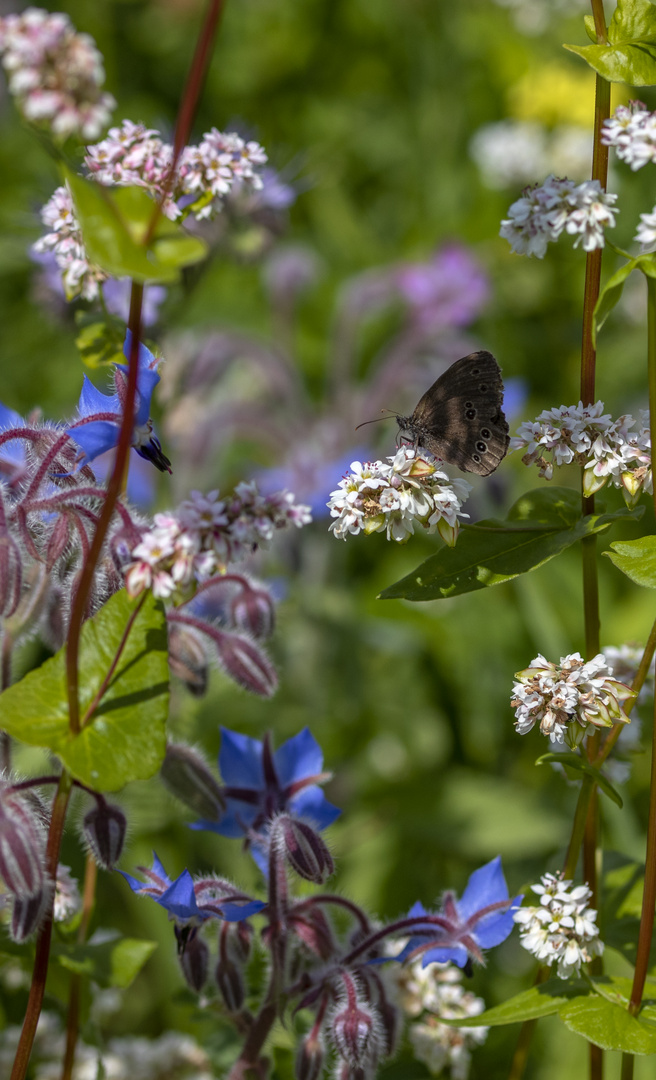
left=403, top=351, right=509, bottom=476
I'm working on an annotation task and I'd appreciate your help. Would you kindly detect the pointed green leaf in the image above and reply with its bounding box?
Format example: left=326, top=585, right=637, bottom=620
left=64, top=170, right=207, bottom=284
left=0, top=590, right=169, bottom=791
left=53, top=935, right=157, bottom=988
left=605, top=536, right=656, bottom=587
left=560, top=994, right=656, bottom=1053
left=74, top=311, right=125, bottom=369
left=379, top=488, right=641, bottom=602
left=594, top=260, right=637, bottom=343
left=536, top=752, right=624, bottom=806
left=449, top=978, right=590, bottom=1027
left=565, top=0, right=656, bottom=86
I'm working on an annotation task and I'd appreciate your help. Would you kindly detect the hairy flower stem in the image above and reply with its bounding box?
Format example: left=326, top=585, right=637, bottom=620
left=10, top=770, right=73, bottom=1080
left=60, top=854, right=98, bottom=1080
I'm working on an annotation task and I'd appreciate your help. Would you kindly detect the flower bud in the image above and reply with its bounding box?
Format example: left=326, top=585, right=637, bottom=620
left=295, top=1031, right=325, bottom=1080
left=224, top=919, right=253, bottom=964
left=276, top=815, right=334, bottom=884
left=214, top=629, right=277, bottom=697
left=215, top=957, right=245, bottom=1012
left=290, top=907, right=335, bottom=960
left=0, top=788, right=47, bottom=898
left=583, top=468, right=608, bottom=498
left=45, top=514, right=71, bottom=571
left=331, top=994, right=380, bottom=1068
left=82, top=800, right=127, bottom=869
left=168, top=622, right=209, bottom=697
left=621, top=469, right=644, bottom=508
left=231, top=584, right=275, bottom=640
left=160, top=743, right=225, bottom=820
left=178, top=933, right=209, bottom=993
left=11, top=885, right=51, bottom=942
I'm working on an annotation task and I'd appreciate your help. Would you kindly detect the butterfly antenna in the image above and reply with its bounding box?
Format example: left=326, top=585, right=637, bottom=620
left=354, top=410, right=396, bottom=432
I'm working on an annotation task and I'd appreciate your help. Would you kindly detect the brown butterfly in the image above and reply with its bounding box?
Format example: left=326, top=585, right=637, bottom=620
left=395, top=350, right=510, bottom=476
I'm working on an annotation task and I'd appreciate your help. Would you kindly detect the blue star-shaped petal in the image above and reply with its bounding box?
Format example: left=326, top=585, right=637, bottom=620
left=66, top=331, right=171, bottom=473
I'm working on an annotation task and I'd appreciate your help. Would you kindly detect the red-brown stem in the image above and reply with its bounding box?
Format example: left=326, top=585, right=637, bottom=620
left=60, top=855, right=98, bottom=1080
left=81, top=594, right=146, bottom=726
left=10, top=771, right=73, bottom=1080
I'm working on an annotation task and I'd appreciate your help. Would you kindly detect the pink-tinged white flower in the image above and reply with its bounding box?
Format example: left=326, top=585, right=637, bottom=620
left=602, top=101, right=656, bottom=171
left=500, top=175, right=618, bottom=258
left=32, top=184, right=107, bottom=301
left=328, top=448, right=471, bottom=545
left=514, top=872, right=603, bottom=978
left=635, top=208, right=656, bottom=253
left=511, top=652, right=634, bottom=747
left=0, top=8, right=115, bottom=140
left=512, top=402, right=652, bottom=507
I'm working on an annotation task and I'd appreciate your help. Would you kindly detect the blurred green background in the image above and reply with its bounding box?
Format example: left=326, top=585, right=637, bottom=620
left=2, top=0, right=656, bottom=1077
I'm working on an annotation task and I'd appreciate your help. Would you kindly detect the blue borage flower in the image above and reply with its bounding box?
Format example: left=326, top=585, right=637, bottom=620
left=66, top=330, right=171, bottom=473
left=191, top=728, right=340, bottom=872
left=392, top=856, right=522, bottom=970
left=119, top=852, right=265, bottom=926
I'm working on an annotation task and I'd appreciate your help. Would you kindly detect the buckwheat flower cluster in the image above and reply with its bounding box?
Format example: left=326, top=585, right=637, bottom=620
left=512, top=402, right=652, bottom=506
left=511, top=652, right=634, bottom=747
left=84, top=119, right=267, bottom=222
left=0, top=7, right=115, bottom=140
left=391, top=959, right=488, bottom=1080
left=124, top=484, right=312, bottom=600
left=602, top=101, right=656, bottom=171
left=328, top=448, right=471, bottom=545
left=500, top=175, right=618, bottom=257
left=32, top=183, right=107, bottom=301
left=513, top=873, right=604, bottom=979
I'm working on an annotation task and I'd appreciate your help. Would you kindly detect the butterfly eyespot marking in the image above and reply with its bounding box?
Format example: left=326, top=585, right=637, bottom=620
left=465, top=408, right=477, bottom=419
left=471, top=368, right=480, bottom=375
left=481, top=427, right=491, bottom=439
left=479, top=383, right=488, bottom=392
left=472, top=453, right=482, bottom=462
left=476, top=441, right=487, bottom=453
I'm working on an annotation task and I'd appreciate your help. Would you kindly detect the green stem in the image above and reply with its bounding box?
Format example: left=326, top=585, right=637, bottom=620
left=60, top=855, right=98, bottom=1080
left=10, top=771, right=73, bottom=1080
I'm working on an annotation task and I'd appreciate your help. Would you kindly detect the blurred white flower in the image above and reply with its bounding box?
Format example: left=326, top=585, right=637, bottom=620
left=470, top=121, right=591, bottom=189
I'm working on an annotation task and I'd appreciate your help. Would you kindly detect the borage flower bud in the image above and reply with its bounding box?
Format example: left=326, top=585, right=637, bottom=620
left=289, top=906, right=335, bottom=960
left=214, top=629, right=277, bottom=698
left=330, top=981, right=381, bottom=1068
left=224, top=919, right=253, bottom=964
left=0, top=788, right=47, bottom=898
left=295, top=1031, right=325, bottom=1080
left=177, top=931, right=209, bottom=993
left=160, top=743, right=225, bottom=820
left=230, top=584, right=275, bottom=640
left=11, top=885, right=51, bottom=943
left=274, top=814, right=334, bottom=884
left=215, top=956, right=245, bottom=1012
left=167, top=622, right=209, bottom=697
left=82, top=800, right=127, bottom=869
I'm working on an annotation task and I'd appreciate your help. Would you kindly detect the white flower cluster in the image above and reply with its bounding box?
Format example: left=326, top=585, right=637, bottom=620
left=512, top=401, right=652, bottom=507
left=392, top=960, right=487, bottom=1079
left=514, top=873, right=604, bottom=979
left=84, top=119, right=267, bottom=222
left=32, top=184, right=107, bottom=301
left=500, top=175, right=618, bottom=258
left=124, top=484, right=312, bottom=600
left=328, top=448, right=471, bottom=545
left=0, top=7, right=115, bottom=140
left=511, top=652, right=634, bottom=747
left=602, top=101, right=656, bottom=171
left=470, top=121, right=591, bottom=190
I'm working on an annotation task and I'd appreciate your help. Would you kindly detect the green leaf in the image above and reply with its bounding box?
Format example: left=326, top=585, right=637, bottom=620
left=53, top=935, right=157, bottom=988
left=605, top=536, right=656, bottom=587
left=74, top=311, right=125, bottom=369
left=0, top=590, right=169, bottom=791
left=560, top=994, right=656, bottom=1053
left=594, top=260, right=637, bottom=343
left=379, top=488, right=641, bottom=602
left=64, top=170, right=207, bottom=284
left=450, top=978, right=591, bottom=1027
left=565, top=0, right=656, bottom=85
left=536, top=752, right=624, bottom=807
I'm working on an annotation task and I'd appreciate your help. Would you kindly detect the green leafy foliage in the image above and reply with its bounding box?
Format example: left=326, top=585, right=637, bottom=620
left=52, top=936, right=157, bottom=989
left=74, top=310, right=125, bottom=368
left=560, top=992, right=656, bottom=1053
left=453, top=977, right=590, bottom=1026
left=0, top=591, right=169, bottom=791
left=565, top=0, right=656, bottom=85
left=605, top=536, right=656, bottom=587
left=536, top=752, right=624, bottom=807
left=380, top=488, right=641, bottom=601
left=65, top=170, right=207, bottom=284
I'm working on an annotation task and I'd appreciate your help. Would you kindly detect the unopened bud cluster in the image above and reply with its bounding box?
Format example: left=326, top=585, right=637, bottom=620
left=511, top=652, right=634, bottom=747
left=328, top=448, right=471, bottom=545
left=512, top=401, right=652, bottom=507
left=514, top=873, right=604, bottom=978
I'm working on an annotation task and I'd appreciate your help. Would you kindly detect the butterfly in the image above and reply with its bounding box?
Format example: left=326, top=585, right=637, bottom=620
left=395, top=350, right=510, bottom=476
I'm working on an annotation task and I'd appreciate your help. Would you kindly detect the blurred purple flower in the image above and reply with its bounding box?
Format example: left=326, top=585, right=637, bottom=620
left=257, top=447, right=370, bottom=518
left=254, top=166, right=297, bottom=211
left=102, top=280, right=167, bottom=328
left=396, top=246, right=490, bottom=330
